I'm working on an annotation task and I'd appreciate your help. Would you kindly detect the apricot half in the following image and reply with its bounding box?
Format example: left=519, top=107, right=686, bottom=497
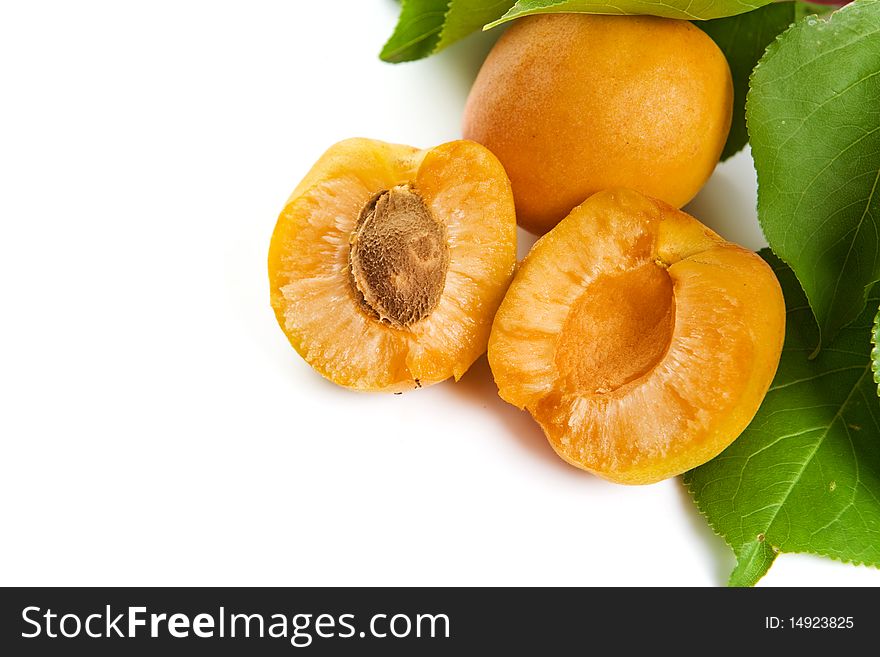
left=488, top=189, right=785, bottom=484
left=269, top=138, right=517, bottom=392
left=462, top=15, right=733, bottom=234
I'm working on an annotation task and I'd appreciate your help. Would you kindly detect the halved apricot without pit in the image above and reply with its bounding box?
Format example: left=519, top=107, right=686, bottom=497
left=269, top=138, right=517, bottom=392
left=488, top=189, right=785, bottom=484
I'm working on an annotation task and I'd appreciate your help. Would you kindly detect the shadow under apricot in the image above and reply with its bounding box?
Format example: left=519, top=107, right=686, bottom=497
left=449, top=355, right=593, bottom=479
left=454, top=355, right=740, bottom=584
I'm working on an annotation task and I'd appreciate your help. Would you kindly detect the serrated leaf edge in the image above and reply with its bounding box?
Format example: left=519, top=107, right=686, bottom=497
left=435, top=1, right=516, bottom=49
left=745, top=8, right=838, bottom=353
left=485, top=0, right=570, bottom=30
left=684, top=474, right=880, bottom=584
left=791, top=549, right=880, bottom=570
left=746, top=2, right=880, bottom=350
left=484, top=0, right=775, bottom=28
left=872, top=306, right=880, bottom=395
left=380, top=0, right=454, bottom=63
left=680, top=473, right=757, bottom=582
left=683, top=442, right=880, bottom=585
left=430, top=0, right=457, bottom=54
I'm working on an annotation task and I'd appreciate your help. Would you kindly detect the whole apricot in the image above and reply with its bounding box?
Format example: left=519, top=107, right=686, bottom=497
left=269, top=138, right=517, bottom=392
left=488, top=189, right=785, bottom=484
left=462, top=15, right=733, bottom=234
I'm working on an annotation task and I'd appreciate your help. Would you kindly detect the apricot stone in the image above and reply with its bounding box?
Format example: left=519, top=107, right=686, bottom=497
left=462, top=15, right=734, bottom=234
left=349, top=185, right=450, bottom=328
left=488, top=189, right=785, bottom=484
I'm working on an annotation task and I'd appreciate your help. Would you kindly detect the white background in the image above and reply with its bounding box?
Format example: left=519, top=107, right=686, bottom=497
left=2, top=0, right=878, bottom=587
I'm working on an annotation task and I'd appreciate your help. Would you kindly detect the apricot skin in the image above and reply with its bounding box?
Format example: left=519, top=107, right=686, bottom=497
left=462, top=15, right=734, bottom=235
left=488, top=189, right=785, bottom=484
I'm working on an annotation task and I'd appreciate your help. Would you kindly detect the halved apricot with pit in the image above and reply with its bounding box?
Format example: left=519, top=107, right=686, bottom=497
left=488, top=189, right=785, bottom=484
left=269, top=138, right=517, bottom=392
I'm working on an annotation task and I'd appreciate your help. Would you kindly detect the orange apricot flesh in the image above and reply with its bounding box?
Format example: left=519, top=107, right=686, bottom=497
left=488, top=189, right=785, bottom=484
left=269, top=138, right=517, bottom=392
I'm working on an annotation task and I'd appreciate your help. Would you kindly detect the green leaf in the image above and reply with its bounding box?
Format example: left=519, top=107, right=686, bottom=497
left=747, top=0, right=880, bottom=347
left=795, top=2, right=844, bottom=19
left=486, top=0, right=772, bottom=27
left=380, top=0, right=837, bottom=65
left=381, top=0, right=515, bottom=63
left=435, top=1, right=517, bottom=52
left=684, top=252, right=880, bottom=587
left=698, top=3, right=799, bottom=160
left=872, top=306, right=880, bottom=396
left=380, top=0, right=450, bottom=63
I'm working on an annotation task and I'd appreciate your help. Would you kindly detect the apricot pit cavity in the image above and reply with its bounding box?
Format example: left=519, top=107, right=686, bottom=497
left=555, top=263, right=675, bottom=395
